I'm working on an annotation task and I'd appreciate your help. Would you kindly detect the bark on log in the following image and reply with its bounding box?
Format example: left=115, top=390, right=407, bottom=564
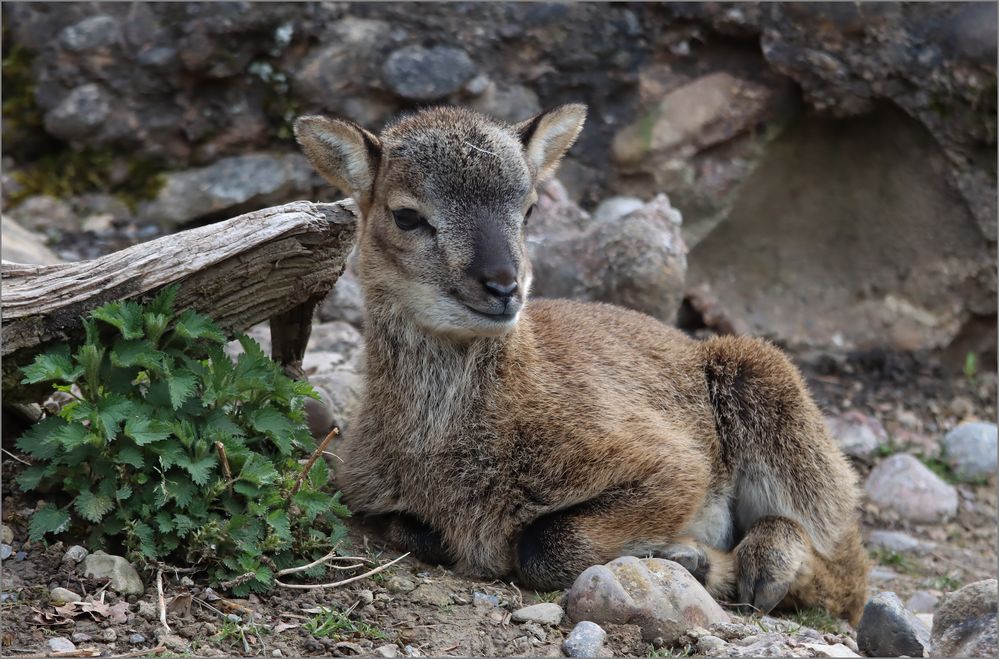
left=2, top=200, right=357, bottom=402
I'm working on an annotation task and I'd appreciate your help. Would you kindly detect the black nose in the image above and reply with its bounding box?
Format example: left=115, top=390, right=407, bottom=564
left=482, top=278, right=518, bottom=300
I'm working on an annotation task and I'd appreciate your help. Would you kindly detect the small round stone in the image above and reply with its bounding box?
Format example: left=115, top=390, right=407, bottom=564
left=128, top=633, right=146, bottom=645
left=563, top=620, right=608, bottom=657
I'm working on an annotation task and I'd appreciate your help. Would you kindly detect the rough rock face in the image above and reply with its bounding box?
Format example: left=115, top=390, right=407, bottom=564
left=529, top=181, right=687, bottom=324
left=3, top=2, right=995, bottom=355
left=1, top=217, right=64, bottom=265
left=931, top=579, right=998, bottom=657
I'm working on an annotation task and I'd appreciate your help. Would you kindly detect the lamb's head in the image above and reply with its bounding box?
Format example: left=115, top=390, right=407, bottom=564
left=294, top=104, right=586, bottom=339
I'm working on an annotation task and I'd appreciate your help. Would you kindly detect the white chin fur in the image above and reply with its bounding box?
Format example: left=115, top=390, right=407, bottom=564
left=412, top=296, right=521, bottom=339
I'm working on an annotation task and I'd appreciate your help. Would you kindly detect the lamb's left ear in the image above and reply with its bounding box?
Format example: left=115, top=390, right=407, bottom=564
left=294, top=115, right=381, bottom=212
left=514, top=103, right=587, bottom=181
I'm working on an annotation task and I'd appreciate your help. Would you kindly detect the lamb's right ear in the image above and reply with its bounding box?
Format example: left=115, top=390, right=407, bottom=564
left=294, top=115, right=381, bottom=210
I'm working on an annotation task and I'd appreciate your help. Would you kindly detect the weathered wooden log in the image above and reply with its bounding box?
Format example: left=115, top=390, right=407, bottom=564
left=2, top=200, right=357, bottom=402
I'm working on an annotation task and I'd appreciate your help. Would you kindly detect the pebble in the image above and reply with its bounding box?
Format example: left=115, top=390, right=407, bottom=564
left=801, top=642, right=861, bottom=657
left=942, top=422, right=997, bottom=482
left=408, top=583, right=452, bottom=607
left=931, top=579, right=998, bottom=657
left=226, top=613, right=242, bottom=623
left=101, top=629, right=117, bottom=642
left=472, top=591, right=500, bottom=608
left=0, top=524, right=12, bottom=544
left=82, top=551, right=144, bottom=594
left=563, top=621, right=608, bottom=657
left=48, top=637, right=76, bottom=653
left=71, top=633, right=92, bottom=643
left=697, top=634, right=728, bottom=654
left=357, top=589, right=374, bottom=605
left=375, top=645, right=400, bottom=658
left=0, top=544, right=11, bottom=560
left=50, top=586, right=82, bottom=603
left=593, top=196, right=645, bottom=224
left=272, top=651, right=283, bottom=657
left=385, top=575, right=417, bottom=594
left=511, top=602, right=564, bottom=626
left=864, top=453, right=958, bottom=523
left=157, top=633, right=188, bottom=653
left=138, top=600, right=159, bottom=620
left=857, top=591, right=931, bottom=657
left=14, top=551, right=26, bottom=561
left=0, top=592, right=16, bottom=603
left=129, top=633, right=146, bottom=645
left=403, top=645, right=423, bottom=657
left=62, top=545, right=89, bottom=563
left=567, top=556, right=728, bottom=644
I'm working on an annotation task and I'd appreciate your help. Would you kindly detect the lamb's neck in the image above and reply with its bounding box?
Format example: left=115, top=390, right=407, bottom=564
left=361, top=302, right=513, bottom=421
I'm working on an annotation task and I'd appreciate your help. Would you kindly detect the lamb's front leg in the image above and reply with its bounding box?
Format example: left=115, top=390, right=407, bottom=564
left=361, top=512, right=456, bottom=567
left=514, top=468, right=705, bottom=591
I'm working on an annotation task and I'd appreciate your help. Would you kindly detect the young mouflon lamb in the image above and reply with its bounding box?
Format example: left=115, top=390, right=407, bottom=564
left=294, top=104, right=869, bottom=623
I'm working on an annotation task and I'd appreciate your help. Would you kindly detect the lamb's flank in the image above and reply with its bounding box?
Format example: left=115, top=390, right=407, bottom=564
left=294, top=105, right=870, bottom=624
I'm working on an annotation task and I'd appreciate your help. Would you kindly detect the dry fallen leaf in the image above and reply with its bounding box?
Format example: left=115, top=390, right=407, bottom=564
left=273, top=622, right=300, bottom=633
left=53, top=598, right=129, bottom=625
left=167, top=592, right=193, bottom=619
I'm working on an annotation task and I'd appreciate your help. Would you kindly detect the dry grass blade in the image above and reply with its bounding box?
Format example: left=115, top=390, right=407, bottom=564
left=276, top=552, right=409, bottom=590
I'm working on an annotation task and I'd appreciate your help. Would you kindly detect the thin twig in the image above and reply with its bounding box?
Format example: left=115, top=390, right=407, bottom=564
left=290, top=427, right=339, bottom=497
left=156, top=570, right=171, bottom=633
left=215, top=441, right=233, bottom=494
left=193, top=597, right=227, bottom=618
left=275, top=552, right=409, bottom=590
left=1, top=447, right=31, bottom=465
left=152, top=561, right=201, bottom=575
left=219, top=572, right=256, bottom=590
left=276, top=547, right=373, bottom=577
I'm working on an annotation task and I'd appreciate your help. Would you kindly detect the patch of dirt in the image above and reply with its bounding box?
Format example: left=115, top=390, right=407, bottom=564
left=1, top=349, right=995, bottom=657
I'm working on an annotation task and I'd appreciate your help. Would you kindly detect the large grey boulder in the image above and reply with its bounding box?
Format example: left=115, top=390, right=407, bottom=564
left=931, top=579, right=998, bottom=657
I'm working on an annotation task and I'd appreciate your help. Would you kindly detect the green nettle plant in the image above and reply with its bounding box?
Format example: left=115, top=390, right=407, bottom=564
left=16, top=286, right=349, bottom=594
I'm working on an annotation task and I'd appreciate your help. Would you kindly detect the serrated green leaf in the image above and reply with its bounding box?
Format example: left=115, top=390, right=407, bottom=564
left=266, top=509, right=292, bottom=542
left=246, top=406, right=294, bottom=454
left=92, top=300, right=145, bottom=339
left=16, top=464, right=53, bottom=491
left=168, top=475, right=196, bottom=508
left=308, top=457, right=330, bottom=490
left=293, top=489, right=334, bottom=523
left=146, top=285, right=179, bottom=318
left=76, top=343, right=105, bottom=393
left=28, top=505, right=71, bottom=540
left=131, top=520, right=158, bottom=558
left=75, top=490, right=114, bottom=523
left=174, top=309, right=226, bottom=344
left=51, top=422, right=97, bottom=450
left=157, top=443, right=186, bottom=470
left=173, top=513, right=196, bottom=538
left=327, top=490, right=350, bottom=519
left=236, top=453, right=278, bottom=487
left=118, top=445, right=144, bottom=469
left=144, top=312, right=170, bottom=346
left=15, top=416, right=66, bottom=460
left=20, top=345, right=83, bottom=384
left=110, top=338, right=165, bottom=374
left=166, top=368, right=198, bottom=410
left=124, top=417, right=172, bottom=445
left=154, top=511, right=174, bottom=532
left=116, top=484, right=133, bottom=501
left=177, top=453, right=217, bottom=486
left=96, top=394, right=131, bottom=440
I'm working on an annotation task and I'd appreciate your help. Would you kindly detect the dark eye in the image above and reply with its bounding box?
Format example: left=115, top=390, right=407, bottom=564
left=392, top=208, right=428, bottom=232
left=525, top=204, right=536, bottom=225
